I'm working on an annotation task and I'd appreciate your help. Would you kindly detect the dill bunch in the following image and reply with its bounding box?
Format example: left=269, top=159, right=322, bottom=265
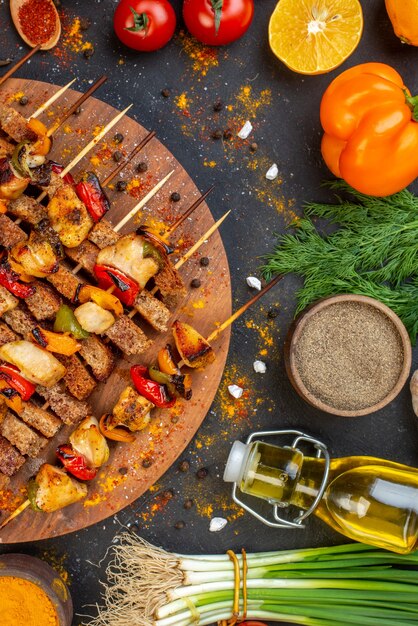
left=262, top=181, right=418, bottom=342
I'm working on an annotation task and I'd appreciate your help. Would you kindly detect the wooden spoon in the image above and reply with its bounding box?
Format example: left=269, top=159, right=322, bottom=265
left=10, top=0, right=61, bottom=50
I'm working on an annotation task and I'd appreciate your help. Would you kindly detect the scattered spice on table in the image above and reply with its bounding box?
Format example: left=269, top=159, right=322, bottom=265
left=177, top=30, right=221, bottom=77
left=294, top=301, right=404, bottom=411
left=17, top=0, right=57, bottom=46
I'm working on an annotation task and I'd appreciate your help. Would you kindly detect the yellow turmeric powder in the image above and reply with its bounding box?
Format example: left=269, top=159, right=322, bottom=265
left=0, top=576, right=58, bottom=626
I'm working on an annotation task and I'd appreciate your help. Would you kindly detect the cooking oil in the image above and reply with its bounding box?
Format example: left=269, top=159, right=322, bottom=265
left=224, top=439, right=418, bottom=554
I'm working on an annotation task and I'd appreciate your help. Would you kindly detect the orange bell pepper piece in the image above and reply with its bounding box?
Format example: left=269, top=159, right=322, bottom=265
left=0, top=379, right=23, bottom=414
left=31, top=326, right=81, bottom=356
left=27, top=118, right=51, bottom=155
left=320, top=62, right=418, bottom=196
left=77, top=285, right=123, bottom=318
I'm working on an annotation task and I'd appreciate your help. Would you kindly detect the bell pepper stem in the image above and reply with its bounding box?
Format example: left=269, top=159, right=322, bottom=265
left=404, top=91, right=418, bottom=122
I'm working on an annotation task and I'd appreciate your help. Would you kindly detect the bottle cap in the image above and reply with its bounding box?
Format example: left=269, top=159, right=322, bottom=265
left=223, top=441, right=251, bottom=484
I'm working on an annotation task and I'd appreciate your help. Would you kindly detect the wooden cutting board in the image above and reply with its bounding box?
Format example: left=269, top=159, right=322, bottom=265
left=0, top=78, right=231, bottom=543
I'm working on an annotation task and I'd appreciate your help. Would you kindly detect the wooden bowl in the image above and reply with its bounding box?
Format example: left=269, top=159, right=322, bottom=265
left=0, top=553, right=73, bottom=626
left=284, top=294, right=412, bottom=417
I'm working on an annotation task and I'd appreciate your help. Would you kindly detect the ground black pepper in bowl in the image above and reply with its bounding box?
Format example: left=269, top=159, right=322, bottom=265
left=286, top=295, right=412, bottom=416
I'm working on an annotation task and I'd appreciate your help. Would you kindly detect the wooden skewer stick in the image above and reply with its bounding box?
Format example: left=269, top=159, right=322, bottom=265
left=31, top=78, right=77, bottom=119
left=127, top=209, right=230, bottom=319
left=165, top=185, right=214, bottom=237
left=206, top=274, right=284, bottom=344
left=46, top=75, right=108, bottom=137
left=101, top=130, right=156, bottom=187
left=0, top=45, right=41, bottom=87
left=36, top=104, right=133, bottom=203
left=113, top=170, right=174, bottom=233
left=174, top=210, right=231, bottom=270
left=0, top=499, right=30, bottom=530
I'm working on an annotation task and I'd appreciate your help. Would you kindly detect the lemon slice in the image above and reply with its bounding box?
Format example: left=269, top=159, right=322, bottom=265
left=269, top=0, right=363, bottom=75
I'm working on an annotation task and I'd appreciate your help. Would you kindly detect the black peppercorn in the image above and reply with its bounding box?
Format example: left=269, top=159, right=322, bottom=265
left=174, top=520, right=185, bottom=529
left=116, top=180, right=127, bottom=192
left=142, top=458, right=152, bottom=468
left=129, top=523, right=140, bottom=533
left=250, top=142, right=258, bottom=153
left=213, top=99, right=223, bottom=112
left=200, top=257, right=209, bottom=267
left=190, top=278, right=201, bottom=289
left=136, top=162, right=148, bottom=173
left=184, top=499, right=194, bottom=510
left=211, top=129, right=223, bottom=140
left=196, top=467, right=209, bottom=479
left=114, top=132, right=124, bottom=144
left=267, top=307, right=279, bottom=319
left=19, top=95, right=28, bottom=106
left=118, top=467, right=128, bottom=475
left=73, top=106, right=82, bottom=115
left=178, top=460, right=190, bottom=472
left=113, top=150, right=123, bottom=163
left=83, top=47, right=95, bottom=59
left=163, top=489, right=174, bottom=500
left=223, top=129, right=233, bottom=141
left=161, top=88, right=171, bottom=98
left=79, top=17, right=91, bottom=31
left=170, top=191, right=181, bottom=202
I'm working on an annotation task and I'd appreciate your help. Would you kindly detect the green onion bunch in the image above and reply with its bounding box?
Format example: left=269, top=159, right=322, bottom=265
left=88, top=537, right=418, bottom=626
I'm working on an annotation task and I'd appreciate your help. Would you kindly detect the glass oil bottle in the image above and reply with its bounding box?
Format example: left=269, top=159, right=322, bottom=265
left=223, top=430, right=418, bottom=554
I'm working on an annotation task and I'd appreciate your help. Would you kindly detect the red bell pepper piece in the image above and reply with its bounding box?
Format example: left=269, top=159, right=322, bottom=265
left=75, top=172, right=110, bottom=222
left=94, top=264, right=139, bottom=306
left=50, top=163, right=76, bottom=186
left=130, top=365, right=176, bottom=408
left=56, top=444, right=98, bottom=481
left=0, top=255, right=35, bottom=299
left=0, top=364, right=36, bottom=401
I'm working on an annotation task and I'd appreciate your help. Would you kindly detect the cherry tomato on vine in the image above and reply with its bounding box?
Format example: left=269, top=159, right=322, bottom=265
left=113, top=0, right=176, bottom=52
left=183, top=0, right=254, bottom=46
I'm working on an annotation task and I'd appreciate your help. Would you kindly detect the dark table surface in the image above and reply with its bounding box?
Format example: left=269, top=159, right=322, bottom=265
left=1, top=1, right=418, bottom=624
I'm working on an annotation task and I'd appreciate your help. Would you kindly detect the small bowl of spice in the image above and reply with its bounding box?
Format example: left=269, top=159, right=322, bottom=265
left=284, top=294, right=412, bottom=417
left=0, top=553, right=73, bottom=626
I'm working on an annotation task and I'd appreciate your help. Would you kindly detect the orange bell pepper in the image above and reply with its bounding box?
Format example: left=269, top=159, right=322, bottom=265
left=320, top=62, right=418, bottom=196
left=27, top=118, right=52, bottom=155
left=77, top=285, right=123, bottom=318
left=30, top=326, right=81, bottom=356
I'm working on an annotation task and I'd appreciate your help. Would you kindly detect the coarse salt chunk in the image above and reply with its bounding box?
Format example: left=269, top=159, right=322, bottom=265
left=238, top=120, right=253, bottom=139
left=209, top=517, right=228, bottom=532
left=246, top=276, right=261, bottom=290
left=253, top=360, right=267, bottom=374
left=266, top=163, right=278, bottom=180
left=228, top=384, right=243, bottom=399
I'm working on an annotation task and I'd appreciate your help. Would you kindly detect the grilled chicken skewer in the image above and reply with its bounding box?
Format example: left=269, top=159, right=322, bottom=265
left=0, top=77, right=108, bottom=206
left=106, top=276, right=281, bottom=439
left=0, top=415, right=109, bottom=528
left=0, top=276, right=279, bottom=530
left=0, top=94, right=225, bottom=508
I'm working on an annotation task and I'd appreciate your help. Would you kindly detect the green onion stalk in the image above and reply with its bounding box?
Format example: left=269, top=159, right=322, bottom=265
left=87, top=536, right=418, bottom=626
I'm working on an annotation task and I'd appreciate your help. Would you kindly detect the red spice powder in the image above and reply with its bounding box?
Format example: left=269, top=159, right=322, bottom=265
left=18, top=0, right=56, bottom=45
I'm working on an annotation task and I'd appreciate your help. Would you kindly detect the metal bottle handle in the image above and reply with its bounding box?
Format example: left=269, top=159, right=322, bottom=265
left=231, top=429, right=330, bottom=529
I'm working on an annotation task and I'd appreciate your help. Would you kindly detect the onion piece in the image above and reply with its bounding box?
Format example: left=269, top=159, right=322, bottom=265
left=74, top=302, right=115, bottom=334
